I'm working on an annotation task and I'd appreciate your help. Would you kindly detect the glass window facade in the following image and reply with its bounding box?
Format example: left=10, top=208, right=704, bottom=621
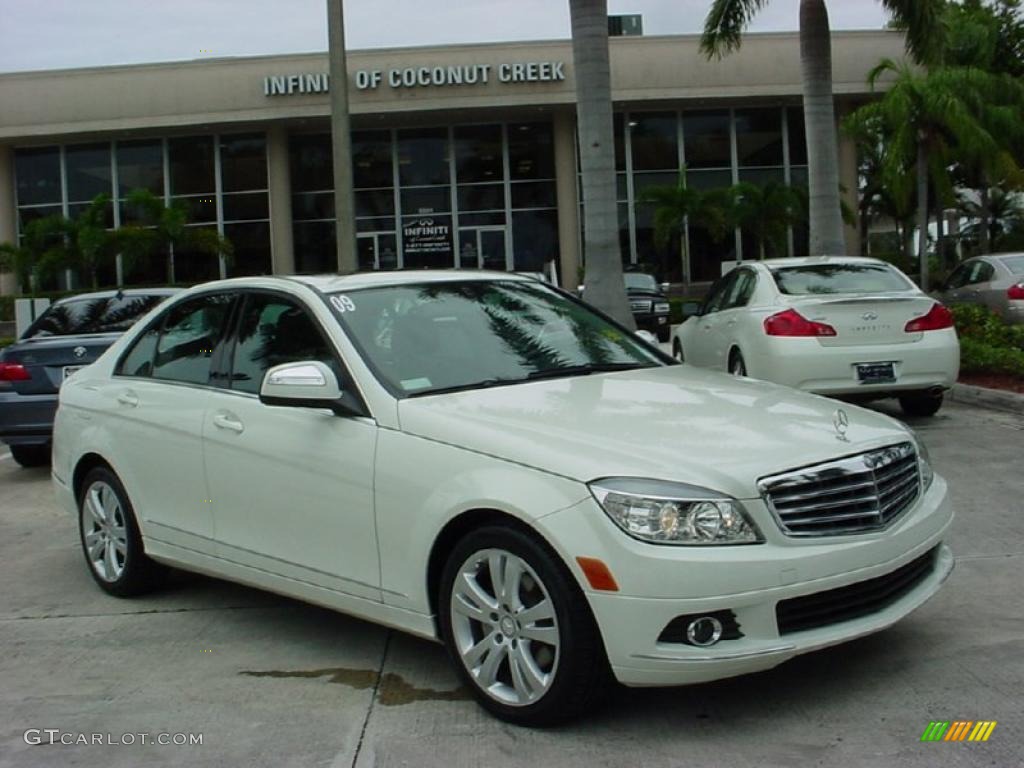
left=583, top=105, right=809, bottom=283
left=288, top=121, right=558, bottom=275
left=14, top=132, right=270, bottom=289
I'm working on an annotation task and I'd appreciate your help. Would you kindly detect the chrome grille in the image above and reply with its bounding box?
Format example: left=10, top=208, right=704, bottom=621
left=759, top=442, right=921, bottom=537
left=630, top=299, right=653, bottom=313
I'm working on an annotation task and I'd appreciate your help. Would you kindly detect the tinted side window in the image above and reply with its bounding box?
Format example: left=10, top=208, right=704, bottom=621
left=724, top=270, right=757, bottom=309
left=945, top=264, right=971, bottom=290
left=152, top=294, right=234, bottom=385
left=704, top=272, right=737, bottom=314
left=229, top=294, right=337, bottom=395
left=116, top=327, right=160, bottom=377
left=974, top=261, right=996, bottom=283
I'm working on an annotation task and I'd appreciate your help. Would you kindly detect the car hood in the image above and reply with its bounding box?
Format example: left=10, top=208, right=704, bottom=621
left=396, top=365, right=915, bottom=499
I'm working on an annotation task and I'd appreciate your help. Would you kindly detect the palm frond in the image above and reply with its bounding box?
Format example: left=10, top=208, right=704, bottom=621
left=700, top=0, right=769, bottom=59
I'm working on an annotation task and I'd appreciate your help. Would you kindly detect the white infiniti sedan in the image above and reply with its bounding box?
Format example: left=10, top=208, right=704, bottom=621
left=671, top=257, right=960, bottom=417
left=52, top=271, right=954, bottom=725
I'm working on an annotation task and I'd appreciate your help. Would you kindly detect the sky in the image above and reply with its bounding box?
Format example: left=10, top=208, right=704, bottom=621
left=0, top=0, right=891, bottom=73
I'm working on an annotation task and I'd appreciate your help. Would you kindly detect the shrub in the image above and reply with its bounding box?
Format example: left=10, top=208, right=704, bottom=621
left=0, top=336, right=12, bottom=350
left=951, top=304, right=1024, bottom=351
left=960, top=338, right=1024, bottom=376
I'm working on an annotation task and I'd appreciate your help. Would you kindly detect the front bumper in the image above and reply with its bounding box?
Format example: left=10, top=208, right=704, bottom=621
left=634, top=312, right=671, bottom=332
left=540, top=476, right=954, bottom=687
left=0, top=391, right=57, bottom=446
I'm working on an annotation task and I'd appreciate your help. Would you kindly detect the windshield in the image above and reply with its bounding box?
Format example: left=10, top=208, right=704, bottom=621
left=769, top=264, right=913, bottom=296
left=325, top=280, right=665, bottom=397
left=998, top=255, right=1024, bottom=275
left=23, top=294, right=167, bottom=338
left=624, top=273, right=658, bottom=292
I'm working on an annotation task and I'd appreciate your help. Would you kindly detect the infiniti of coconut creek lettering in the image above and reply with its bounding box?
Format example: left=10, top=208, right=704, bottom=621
left=263, top=61, right=566, bottom=96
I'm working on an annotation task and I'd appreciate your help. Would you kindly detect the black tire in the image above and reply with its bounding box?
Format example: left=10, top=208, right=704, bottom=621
left=729, top=350, right=747, bottom=377
left=657, top=326, right=671, bottom=343
left=77, top=466, right=162, bottom=597
left=438, top=525, right=611, bottom=726
left=672, top=340, right=684, bottom=362
left=10, top=444, right=51, bottom=468
left=899, top=392, right=944, bottom=418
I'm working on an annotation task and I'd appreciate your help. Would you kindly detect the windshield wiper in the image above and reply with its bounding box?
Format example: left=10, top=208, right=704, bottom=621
left=406, top=378, right=523, bottom=397
left=525, top=362, right=655, bottom=381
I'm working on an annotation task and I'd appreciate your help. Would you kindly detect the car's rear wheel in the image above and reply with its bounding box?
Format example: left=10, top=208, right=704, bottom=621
left=657, top=326, right=670, bottom=343
left=899, top=391, right=944, bottom=418
left=729, top=350, right=747, bottom=377
left=10, top=444, right=51, bottom=468
left=78, top=467, right=162, bottom=597
left=672, top=340, right=685, bottom=362
left=438, top=525, right=610, bottom=726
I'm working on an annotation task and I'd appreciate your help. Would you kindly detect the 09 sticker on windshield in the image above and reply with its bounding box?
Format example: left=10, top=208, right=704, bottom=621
left=331, top=295, right=356, bottom=313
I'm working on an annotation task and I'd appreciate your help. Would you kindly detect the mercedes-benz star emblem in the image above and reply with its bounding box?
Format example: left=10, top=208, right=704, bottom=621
left=862, top=311, right=879, bottom=321
left=833, top=408, right=850, bottom=441
left=73, top=346, right=87, bottom=359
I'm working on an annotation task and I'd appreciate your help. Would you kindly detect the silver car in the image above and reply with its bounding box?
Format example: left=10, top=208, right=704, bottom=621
left=937, top=253, right=1024, bottom=323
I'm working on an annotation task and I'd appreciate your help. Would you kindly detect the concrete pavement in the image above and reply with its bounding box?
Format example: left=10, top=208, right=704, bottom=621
left=0, top=400, right=1022, bottom=767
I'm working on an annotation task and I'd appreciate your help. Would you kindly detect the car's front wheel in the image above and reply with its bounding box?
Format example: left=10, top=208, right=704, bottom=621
left=672, top=339, right=685, bottom=362
left=10, top=444, right=50, bottom=468
left=657, top=326, right=671, bottom=343
left=899, top=391, right=944, bottom=418
left=439, top=525, right=609, bottom=726
left=78, top=467, right=162, bottom=597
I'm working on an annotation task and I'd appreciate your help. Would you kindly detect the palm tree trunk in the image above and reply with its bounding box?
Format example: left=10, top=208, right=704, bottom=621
left=570, top=0, right=634, bottom=328
left=916, top=140, right=929, bottom=289
left=799, top=0, right=847, bottom=256
left=327, top=0, right=358, bottom=275
left=978, top=187, right=992, bottom=254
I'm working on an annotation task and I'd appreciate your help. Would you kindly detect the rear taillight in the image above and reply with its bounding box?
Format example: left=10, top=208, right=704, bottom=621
left=1008, top=282, right=1024, bottom=300
left=0, top=362, right=30, bottom=381
left=763, top=309, right=837, bottom=337
left=905, top=303, right=954, bottom=332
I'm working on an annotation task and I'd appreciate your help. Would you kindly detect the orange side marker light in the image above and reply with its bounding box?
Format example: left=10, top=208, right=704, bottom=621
left=576, top=557, right=619, bottom=592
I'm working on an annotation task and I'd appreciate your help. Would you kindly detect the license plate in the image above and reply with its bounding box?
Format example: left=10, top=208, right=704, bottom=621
left=62, top=365, right=85, bottom=382
left=856, top=362, right=896, bottom=384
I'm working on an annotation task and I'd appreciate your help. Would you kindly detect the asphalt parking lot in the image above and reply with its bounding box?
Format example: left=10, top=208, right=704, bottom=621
left=0, top=399, right=1021, bottom=768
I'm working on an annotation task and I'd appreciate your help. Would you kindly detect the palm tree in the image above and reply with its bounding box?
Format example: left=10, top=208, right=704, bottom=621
left=569, top=0, right=635, bottom=328
left=701, top=0, right=944, bottom=258
left=728, top=181, right=807, bottom=260
left=639, top=171, right=732, bottom=274
left=0, top=217, right=62, bottom=292
left=119, top=189, right=233, bottom=280
left=847, top=60, right=1024, bottom=287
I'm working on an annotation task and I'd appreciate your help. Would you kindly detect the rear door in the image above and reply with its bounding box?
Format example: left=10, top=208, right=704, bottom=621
left=106, top=291, right=237, bottom=552
left=709, top=268, right=758, bottom=370
left=688, top=272, right=738, bottom=368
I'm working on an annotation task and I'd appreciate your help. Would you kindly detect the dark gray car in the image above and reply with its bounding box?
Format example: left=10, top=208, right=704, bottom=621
left=0, top=288, right=177, bottom=467
left=936, top=253, right=1024, bottom=324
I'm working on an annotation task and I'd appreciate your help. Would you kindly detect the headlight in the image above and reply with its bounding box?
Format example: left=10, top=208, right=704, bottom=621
left=914, top=434, right=935, bottom=491
left=589, top=478, right=762, bottom=545
left=654, top=302, right=671, bottom=314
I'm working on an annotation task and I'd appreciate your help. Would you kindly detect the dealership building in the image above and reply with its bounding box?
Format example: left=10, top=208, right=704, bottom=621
left=0, top=31, right=905, bottom=295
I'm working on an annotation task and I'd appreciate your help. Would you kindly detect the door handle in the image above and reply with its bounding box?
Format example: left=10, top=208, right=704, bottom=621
left=116, top=391, right=138, bottom=408
left=212, top=412, right=245, bottom=434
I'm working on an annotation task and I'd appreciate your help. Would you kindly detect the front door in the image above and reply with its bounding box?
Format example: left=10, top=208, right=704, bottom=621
left=458, top=227, right=508, bottom=271
left=357, top=233, right=398, bottom=272
left=202, top=291, right=381, bottom=601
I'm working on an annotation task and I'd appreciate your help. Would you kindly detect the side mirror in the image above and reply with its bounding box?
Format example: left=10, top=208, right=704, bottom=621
left=681, top=301, right=703, bottom=318
left=259, top=361, right=345, bottom=411
left=635, top=329, right=659, bottom=345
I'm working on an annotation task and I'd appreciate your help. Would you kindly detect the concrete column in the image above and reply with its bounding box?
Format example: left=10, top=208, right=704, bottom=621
left=837, top=112, right=861, bottom=256
left=553, top=110, right=580, bottom=289
left=0, top=144, right=17, bottom=295
left=267, top=125, right=295, bottom=275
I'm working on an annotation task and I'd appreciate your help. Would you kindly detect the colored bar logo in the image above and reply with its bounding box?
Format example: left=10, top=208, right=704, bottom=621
left=921, top=721, right=997, bottom=742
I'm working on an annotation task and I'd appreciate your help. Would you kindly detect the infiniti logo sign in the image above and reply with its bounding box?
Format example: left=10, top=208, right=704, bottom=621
left=862, top=311, right=879, bottom=321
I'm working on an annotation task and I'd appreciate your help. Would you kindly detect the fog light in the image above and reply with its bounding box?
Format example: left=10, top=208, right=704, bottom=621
left=686, top=616, right=724, bottom=647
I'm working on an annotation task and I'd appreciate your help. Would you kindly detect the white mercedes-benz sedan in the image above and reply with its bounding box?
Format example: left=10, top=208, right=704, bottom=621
left=671, top=257, right=960, bottom=417
left=52, top=271, right=954, bottom=725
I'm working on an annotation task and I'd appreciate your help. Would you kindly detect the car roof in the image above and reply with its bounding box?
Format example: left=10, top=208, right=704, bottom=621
left=53, top=287, right=180, bottom=304
left=287, top=270, right=533, bottom=292
left=755, top=256, right=890, bottom=269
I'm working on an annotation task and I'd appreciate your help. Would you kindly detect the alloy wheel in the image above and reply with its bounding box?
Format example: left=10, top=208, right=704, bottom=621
left=449, top=548, right=560, bottom=707
left=81, top=480, right=128, bottom=583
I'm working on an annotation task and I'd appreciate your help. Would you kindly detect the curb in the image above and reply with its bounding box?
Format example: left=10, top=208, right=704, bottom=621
left=950, top=383, right=1024, bottom=415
